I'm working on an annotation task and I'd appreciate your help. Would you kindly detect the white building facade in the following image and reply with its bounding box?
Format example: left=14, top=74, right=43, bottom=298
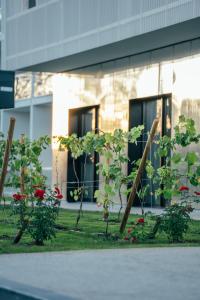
left=1, top=0, right=200, bottom=206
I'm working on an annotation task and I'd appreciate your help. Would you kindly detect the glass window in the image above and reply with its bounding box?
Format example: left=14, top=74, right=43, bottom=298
left=28, top=0, right=36, bottom=9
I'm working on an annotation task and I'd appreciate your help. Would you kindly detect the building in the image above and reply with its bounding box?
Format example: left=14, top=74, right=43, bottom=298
left=1, top=0, right=200, bottom=206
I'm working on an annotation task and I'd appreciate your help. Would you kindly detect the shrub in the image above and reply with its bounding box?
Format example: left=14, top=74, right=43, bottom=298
left=159, top=203, right=193, bottom=242
left=28, top=188, right=62, bottom=245
left=124, top=217, right=148, bottom=242
left=12, top=187, right=62, bottom=245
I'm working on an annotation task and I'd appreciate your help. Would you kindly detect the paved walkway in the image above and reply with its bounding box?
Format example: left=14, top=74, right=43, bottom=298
left=61, top=201, right=200, bottom=220
left=0, top=248, right=200, bottom=300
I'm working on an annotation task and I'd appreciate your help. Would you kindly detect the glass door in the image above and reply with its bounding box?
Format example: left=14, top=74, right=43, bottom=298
left=129, top=94, right=171, bottom=207
left=67, top=106, right=99, bottom=202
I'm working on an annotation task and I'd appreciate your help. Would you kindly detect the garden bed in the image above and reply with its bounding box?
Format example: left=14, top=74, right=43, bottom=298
left=0, top=206, right=200, bottom=255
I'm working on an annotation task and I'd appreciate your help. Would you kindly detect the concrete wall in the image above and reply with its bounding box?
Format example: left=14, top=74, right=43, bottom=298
left=31, top=103, right=52, bottom=186
left=2, top=0, right=200, bottom=70
left=0, top=100, right=53, bottom=188
left=1, top=108, right=30, bottom=139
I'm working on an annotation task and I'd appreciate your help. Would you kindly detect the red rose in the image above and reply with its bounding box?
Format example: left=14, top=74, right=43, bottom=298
left=194, top=191, right=200, bottom=196
left=179, top=186, right=189, bottom=192
left=34, top=189, right=45, bottom=200
left=137, top=218, right=144, bottom=224
left=54, top=187, right=63, bottom=200
left=55, top=194, right=63, bottom=199
left=54, top=187, right=61, bottom=194
left=127, top=228, right=132, bottom=234
left=12, top=194, right=26, bottom=201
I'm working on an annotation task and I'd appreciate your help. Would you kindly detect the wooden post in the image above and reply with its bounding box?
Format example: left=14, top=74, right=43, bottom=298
left=20, top=134, right=25, bottom=194
left=0, top=117, right=16, bottom=198
left=120, top=118, right=159, bottom=234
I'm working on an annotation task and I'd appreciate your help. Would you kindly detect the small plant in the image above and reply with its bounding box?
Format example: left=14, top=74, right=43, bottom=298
left=12, top=193, right=30, bottom=244
left=12, top=186, right=62, bottom=245
left=95, top=127, right=144, bottom=224
left=158, top=203, right=193, bottom=242
left=28, top=187, right=62, bottom=245
left=124, top=217, right=148, bottom=242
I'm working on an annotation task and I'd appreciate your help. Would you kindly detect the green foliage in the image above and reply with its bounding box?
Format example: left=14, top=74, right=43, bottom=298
left=0, top=133, right=62, bottom=245
left=12, top=196, right=30, bottom=238
left=155, top=115, right=200, bottom=203
left=174, top=115, right=200, bottom=147
left=59, top=126, right=144, bottom=223
left=159, top=204, right=193, bottom=242
left=0, top=135, right=51, bottom=193
left=70, top=188, right=82, bottom=201
left=171, top=153, right=182, bottom=164
left=58, top=115, right=200, bottom=238
left=124, top=217, right=148, bottom=242
left=185, top=152, right=198, bottom=167
left=145, top=160, right=154, bottom=179
left=28, top=191, right=60, bottom=245
left=94, top=127, right=144, bottom=221
left=58, top=134, right=83, bottom=159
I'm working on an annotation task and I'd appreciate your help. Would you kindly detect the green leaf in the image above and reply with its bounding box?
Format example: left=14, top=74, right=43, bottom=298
left=163, top=189, right=172, bottom=200
left=189, top=175, right=199, bottom=186
left=171, top=153, right=182, bottom=164
left=185, top=152, right=198, bottom=166
left=94, top=190, right=100, bottom=199
left=104, top=184, right=112, bottom=195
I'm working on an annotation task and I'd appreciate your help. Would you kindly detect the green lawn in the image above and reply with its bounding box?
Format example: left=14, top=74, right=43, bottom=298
left=0, top=205, right=200, bottom=254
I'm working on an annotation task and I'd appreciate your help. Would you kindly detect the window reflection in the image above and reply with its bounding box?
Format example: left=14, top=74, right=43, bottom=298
left=15, top=72, right=32, bottom=100
left=34, top=72, right=53, bottom=97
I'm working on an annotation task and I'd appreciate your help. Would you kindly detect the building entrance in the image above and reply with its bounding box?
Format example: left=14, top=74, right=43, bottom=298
left=129, top=94, right=171, bottom=207
left=67, top=106, right=99, bottom=202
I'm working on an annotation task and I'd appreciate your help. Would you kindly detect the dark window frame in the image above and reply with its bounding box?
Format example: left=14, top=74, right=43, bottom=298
left=128, top=93, right=172, bottom=207
left=67, top=105, right=99, bottom=202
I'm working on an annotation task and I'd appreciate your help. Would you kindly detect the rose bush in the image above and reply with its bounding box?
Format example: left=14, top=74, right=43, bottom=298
left=124, top=217, right=148, bottom=242
left=12, top=186, right=62, bottom=245
left=28, top=187, right=62, bottom=245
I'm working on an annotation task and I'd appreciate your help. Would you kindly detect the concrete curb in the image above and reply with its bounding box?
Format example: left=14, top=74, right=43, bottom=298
left=0, top=277, right=76, bottom=300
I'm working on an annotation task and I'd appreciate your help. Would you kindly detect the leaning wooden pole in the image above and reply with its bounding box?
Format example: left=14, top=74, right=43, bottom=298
left=0, top=117, right=16, bottom=198
left=120, top=118, right=159, bottom=234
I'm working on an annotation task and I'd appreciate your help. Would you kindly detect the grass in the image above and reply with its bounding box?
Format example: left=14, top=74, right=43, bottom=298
left=0, top=204, right=200, bottom=254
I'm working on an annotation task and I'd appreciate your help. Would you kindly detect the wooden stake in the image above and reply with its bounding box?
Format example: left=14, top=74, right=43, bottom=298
left=0, top=117, right=16, bottom=198
left=120, top=118, right=159, bottom=234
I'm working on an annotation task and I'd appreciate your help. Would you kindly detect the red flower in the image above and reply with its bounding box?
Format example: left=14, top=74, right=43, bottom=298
left=12, top=194, right=26, bottom=201
left=127, top=228, right=132, bottom=234
left=54, top=187, right=63, bottom=200
left=194, top=191, right=200, bottom=196
left=55, top=194, right=63, bottom=199
left=55, top=187, right=61, bottom=194
left=34, top=189, right=45, bottom=200
left=179, top=186, right=189, bottom=192
left=124, top=236, right=129, bottom=241
left=137, top=218, right=144, bottom=224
